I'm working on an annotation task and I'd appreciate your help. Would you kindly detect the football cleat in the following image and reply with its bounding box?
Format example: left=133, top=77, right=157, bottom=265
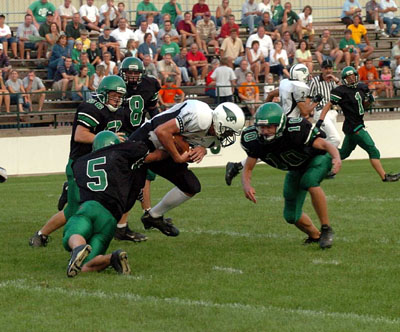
left=383, top=173, right=400, bottom=182
left=225, top=162, right=243, bottom=186
left=67, top=244, right=92, bottom=278
left=114, top=224, right=148, bottom=242
left=141, top=211, right=180, bottom=237
left=111, top=249, right=131, bottom=275
left=319, top=225, right=334, bottom=249
left=57, top=181, right=68, bottom=211
left=303, top=236, right=320, bottom=245
left=29, top=231, right=50, bottom=247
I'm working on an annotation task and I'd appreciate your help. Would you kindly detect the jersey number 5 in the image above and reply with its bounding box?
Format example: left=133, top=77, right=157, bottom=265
left=129, top=96, right=145, bottom=126
left=87, top=157, right=108, bottom=191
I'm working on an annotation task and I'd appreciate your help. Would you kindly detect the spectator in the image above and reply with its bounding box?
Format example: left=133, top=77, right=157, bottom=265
left=72, top=65, right=90, bottom=101
left=339, top=28, right=360, bottom=68
left=218, top=14, right=239, bottom=42
left=136, top=0, right=161, bottom=26
left=187, top=43, right=208, bottom=85
left=381, top=66, right=394, bottom=98
left=173, top=47, right=190, bottom=85
left=58, top=0, right=78, bottom=31
left=340, top=0, right=362, bottom=26
left=146, top=13, right=160, bottom=37
left=66, top=13, right=85, bottom=51
left=76, top=52, right=96, bottom=77
left=117, top=2, right=127, bottom=20
left=220, top=28, right=245, bottom=67
left=205, top=58, right=219, bottom=101
left=246, top=25, right=274, bottom=64
left=0, top=14, right=18, bottom=59
left=365, top=0, right=387, bottom=37
left=160, top=34, right=180, bottom=57
left=159, top=76, right=184, bottom=110
left=161, top=0, right=183, bottom=27
left=271, top=0, right=284, bottom=25
left=71, top=40, right=83, bottom=64
left=391, top=38, right=400, bottom=69
left=367, top=71, right=384, bottom=98
left=260, top=12, right=280, bottom=40
left=45, top=22, right=61, bottom=55
left=258, top=0, right=272, bottom=15
left=157, top=20, right=180, bottom=47
left=99, top=0, right=120, bottom=29
left=358, top=58, right=384, bottom=82
left=294, top=39, right=313, bottom=73
left=242, top=0, right=262, bottom=33
left=6, top=69, right=29, bottom=112
left=0, top=74, right=10, bottom=112
left=238, top=71, right=259, bottom=116
left=264, top=73, right=278, bottom=102
left=192, top=0, right=216, bottom=25
left=177, top=12, right=201, bottom=48
left=27, top=0, right=59, bottom=30
left=143, top=54, right=159, bottom=77
left=52, top=56, right=77, bottom=100
left=16, top=14, right=41, bottom=60
left=348, top=15, right=374, bottom=60
left=89, top=64, right=106, bottom=90
left=48, top=34, right=69, bottom=79
left=298, top=5, right=315, bottom=43
left=99, top=51, right=117, bottom=75
left=247, top=40, right=268, bottom=83
left=380, top=0, right=400, bottom=37
left=234, top=59, right=252, bottom=85
left=269, top=39, right=289, bottom=79
left=134, top=21, right=156, bottom=45
left=281, top=31, right=295, bottom=65
left=87, top=41, right=102, bottom=65
left=216, top=0, right=232, bottom=27
left=277, top=2, right=301, bottom=38
left=157, top=53, right=181, bottom=86
left=315, top=29, right=344, bottom=69
left=210, top=57, right=236, bottom=102
left=38, top=11, right=55, bottom=59
left=125, top=39, right=138, bottom=57
left=196, top=12, right=219, bottom=55
left=138, top=32, right=158, bottom=62
left=23, top=70, right=46, bottom=112
left=79, top=0, right=101, bottom=32
left=99, top=26, right=121, bottom=62
left=110, top=18, right=136, bottom=54
left=394, top=63, right=400, bottom=88
left=76, top=29, right=91, bottom=51
left=0, top=44, right=11, bottom=80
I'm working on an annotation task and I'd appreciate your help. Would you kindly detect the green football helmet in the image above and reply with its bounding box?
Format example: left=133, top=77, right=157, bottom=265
left=92, top=131, right=120, bottom=151
left=96, top=75, right=127, bottom=112
left=341, top=66, right=359, bottom=87
left=254, top=103, right=286, bottom=143
left=119, top=57, right=145, bottom=86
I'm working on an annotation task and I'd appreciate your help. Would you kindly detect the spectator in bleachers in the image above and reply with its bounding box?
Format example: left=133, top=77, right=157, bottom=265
left=161, top=0, right=184, bottom=27
left=6, top=69, right=30, bottom=112
left=143, top=54, right=159, bottom=78
left=87, top=41, right=102, bottom=65
left=340, top=0, right=362, bottom=26
left=238, top=71, right=259, bottom=116
left=0, top=44, right=11, bottom=80
left=294, top=39, right=313, bottom=73
left=391, top=38, right=400, bottom=69
left=0, top=15, right=18, bottom=59
left=45, top=23, right=61, bottom=55
left=367, top=71, right=383, bottom=98
left=315, top=29, right=344, bottom=70
left=246, top=25, right=274, bottom=66
left=348, top=15, right=374, bottom=60
left=271, top=0, right=284, bottom=26
left=71, top=40, right=83, bottom=64
left=53, top=56, right=77, bottom=100
left=234, top=59, right=252, bottom=85
left=125, top=39, right=138, bottom=57
left=160, top=34, right=180, bottom=57
left=264, top=73, right=278, bottom=101
left=205, top=58, right=219, bottom=101
left=48, top=34, right=69, bottom=79
left=218, top=14, right=239, bottom=41
left=111, top=18, right=136, bottom=55
left=358, top=58, right=384, bottom=84
left=76, top=52, right=96, bottom=76
left=187, top=43, right=208, bottom=85
left=99, top=0, right=120, bottom=29
left=76, top=29, right=91, bottom=51
left=242, top=0, right=262, bottom=34
left=72, top=65, right=90, bottom=101
left=298, top=5, right=315, bottom=44
left=89, top=64, right=105, bottom=90
left=258, top=0, right=272, bottom=15
left=159, top=76, right=184, bottom=110
left=260, top=12, right=280, bottom=40
left=394, top=63, right=400, bottom=88
left=137, top=0, right=161, bottom=26
left=276, top=2, right=301, bottom=38
left=365, top=0, right=387, bottom=37
left=210, top=57, right=236, bottom=101
left=58, top=0, right=78, bottom=32
left=173, top=47, right=190, bottom=85
left=192, top=0, right=216, bottom=25
left=381, top=66, right=394, bottom=98
left=38, top=11, right=56, bottom=59
left=66, top=13, right=85, bottom=51
left=282, top=31, right=295, bottom=65
left=0, top=74, right=10, bottom=112
left=339, top=28, right=360, bottom=68
left=380, top=0, right=400, bottom=37
left=23, top=70, right=46, bottom=112
left=138, top=32, right=158, bottom=62
left=147, top=13, right=160, bottom=37
left=157, top=53, right=181, bottom=86
left=79, top=0, right=101, bottom=32
left=269, top=39, right=289, bottom=79
left=27, top=0, right=59, bottom=31
left=220, top=28, right=244, bottom=67
left=117, top=2, right=127, bottom=20
left=178, top=12, right=201, bottom=48
left=99, top=51, right=117, bottom=75
left=157, top=20, right=180, bottom=47
left=196, top=12, right=219, bottom=55
left=216, top=0, right=232, bottom=27
left=247, top=40, right=268, bottom=83
left=16, top=14, right=41, bottom=60
left=134, top=21, right=156, bottom=45
left=99, top=26, right=121, bottom=62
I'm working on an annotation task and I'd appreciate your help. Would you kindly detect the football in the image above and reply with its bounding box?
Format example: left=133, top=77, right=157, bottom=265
left=173, top=135, right=190, bottom=154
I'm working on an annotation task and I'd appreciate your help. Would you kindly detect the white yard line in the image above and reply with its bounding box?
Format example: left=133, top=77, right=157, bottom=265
left=212, top=266, right=243, bottom=274
left=312, top=259, right=341, bottom=266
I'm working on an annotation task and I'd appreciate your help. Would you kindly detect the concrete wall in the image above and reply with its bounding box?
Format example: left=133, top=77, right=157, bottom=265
left=1, top=118, right=399, bottom=176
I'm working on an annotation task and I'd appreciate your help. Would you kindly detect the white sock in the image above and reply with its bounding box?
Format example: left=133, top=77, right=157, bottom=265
left=117, top=223, right=127, bottom=228
left=240, top=159, right=246, bottom=167
left=150, top=187, right=191, bottom=218
left=374, top=20, right=378, bottom=27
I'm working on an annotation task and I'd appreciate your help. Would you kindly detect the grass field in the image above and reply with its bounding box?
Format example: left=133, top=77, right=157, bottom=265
left=1, top=158, right=400, bottom=331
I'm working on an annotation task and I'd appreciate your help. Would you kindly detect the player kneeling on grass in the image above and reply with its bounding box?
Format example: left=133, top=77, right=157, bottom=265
left=64, top=131, right=166, bottom=277
left=240, top=103, right=341, bottom=249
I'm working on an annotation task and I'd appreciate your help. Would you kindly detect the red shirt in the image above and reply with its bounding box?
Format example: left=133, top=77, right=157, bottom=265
left=186, top=50, right=206, bottom=63
left=219, top=23, right=239, bottom=38
left=358, top=65, right=378, bottom=81
left=159, top=84, right=184, bottom=104
left=205, top=69, right=215, bottom=92
left=177, top=20, right=193, bottom=34
left=192, top=3, right=210, bottom=20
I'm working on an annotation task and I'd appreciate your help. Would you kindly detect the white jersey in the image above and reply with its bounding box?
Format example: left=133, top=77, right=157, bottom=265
left=279, top=79, right=310, bottom=118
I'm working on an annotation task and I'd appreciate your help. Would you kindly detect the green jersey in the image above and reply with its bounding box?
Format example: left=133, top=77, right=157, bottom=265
left=272, top=5, right=284, bottom=25
left=339, top=38, right=357, bottom=53
left=136, top=1, right=158, bottom=21
left=161, top=2, right=182, bottom=24
left=160, top=42, right=180, bottom=57
left=28, top=1, right=56, bottom=23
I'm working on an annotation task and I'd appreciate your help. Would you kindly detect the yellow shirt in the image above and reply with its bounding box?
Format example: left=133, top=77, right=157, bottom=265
left=76, top=37, right=91, bottom=51
left=348, top=24, right=366, bottom=45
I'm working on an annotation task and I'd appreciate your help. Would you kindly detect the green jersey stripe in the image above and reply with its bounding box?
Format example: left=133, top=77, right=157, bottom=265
left=78, top=114, right=98, bottom=128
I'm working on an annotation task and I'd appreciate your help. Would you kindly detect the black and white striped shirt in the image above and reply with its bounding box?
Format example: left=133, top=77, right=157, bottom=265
left=309, top=74, right=338, bottom=112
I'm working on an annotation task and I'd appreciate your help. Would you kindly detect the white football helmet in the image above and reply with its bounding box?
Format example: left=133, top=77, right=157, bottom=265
left=212, top=102, right=245, bottom=147
left=289, top=64, right=310, bottom=83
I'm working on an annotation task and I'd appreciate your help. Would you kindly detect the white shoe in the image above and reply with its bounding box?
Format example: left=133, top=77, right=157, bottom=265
left=196, top=80, right=201, bottom=86
left=381, top=31, right=389, bottom=38
left=375, top=25, right=380, bottom=32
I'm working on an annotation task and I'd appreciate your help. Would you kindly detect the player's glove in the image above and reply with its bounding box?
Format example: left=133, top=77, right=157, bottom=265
left=315, top=119, right=324, bottom=129
left=312, top=94, right=323, bottom=103
left=364, top=92, right=375, bottom=103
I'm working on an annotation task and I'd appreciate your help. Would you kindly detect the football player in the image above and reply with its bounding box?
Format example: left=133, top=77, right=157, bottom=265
left=317, top=66, right=400, bottom=182
left=65, top=131, right=167, bottom=277
left=129, top=100, right=245, bottom=237
left=240, top=103, right=341, bottom=249
left=0, top=167, right=7, bottom=183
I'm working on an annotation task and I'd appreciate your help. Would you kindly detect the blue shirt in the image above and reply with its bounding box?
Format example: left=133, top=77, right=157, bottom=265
left=341, top=0, right=362, bottom=19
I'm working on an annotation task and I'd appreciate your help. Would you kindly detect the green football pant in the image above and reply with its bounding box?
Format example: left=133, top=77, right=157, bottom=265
left=146, top=169, right=156, bottom=181
left=63, top=200, right=118, bottom=263
left=283, top=154, right=332, bottom=224
left=340, top=128, right=380, bottom=160
left=64, top=158, right=81, bottom=221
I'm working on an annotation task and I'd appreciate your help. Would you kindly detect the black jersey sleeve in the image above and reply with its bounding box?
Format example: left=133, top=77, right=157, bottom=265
left=145, top=76, right=161, bottom=110
left=329, top=86, right=343, bottom=105
left=76, top=99, right=105, bottom=130
left=240, top=126, right=262, bottom=159
left=285, top=118, right=318, bottom=147
left=121, top=141, right=150, bottom=167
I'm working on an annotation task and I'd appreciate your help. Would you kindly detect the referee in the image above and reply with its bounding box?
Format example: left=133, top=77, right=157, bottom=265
left=309, top=59, right=341, bottom=147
